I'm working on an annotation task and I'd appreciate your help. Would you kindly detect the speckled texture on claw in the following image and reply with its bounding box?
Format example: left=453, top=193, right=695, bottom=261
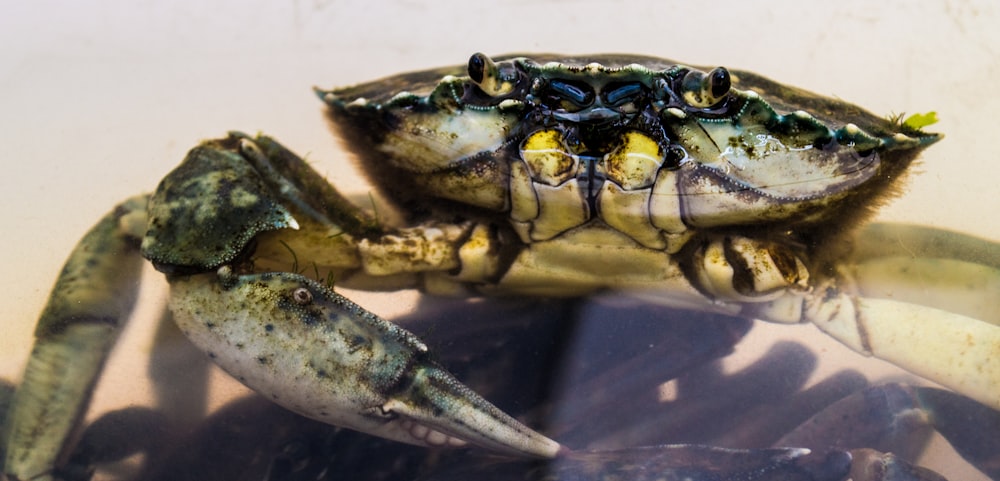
left=168, top=268, right=561, bottom=459
left=142, top=135, right=297, bottom=269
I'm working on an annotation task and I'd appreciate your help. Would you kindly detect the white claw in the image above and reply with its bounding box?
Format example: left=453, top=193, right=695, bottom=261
left=811, top=292, right=1000, bottom=410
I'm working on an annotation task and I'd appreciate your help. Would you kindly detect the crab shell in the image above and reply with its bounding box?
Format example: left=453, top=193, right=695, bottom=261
left=318, top=53, right=939, bottom=275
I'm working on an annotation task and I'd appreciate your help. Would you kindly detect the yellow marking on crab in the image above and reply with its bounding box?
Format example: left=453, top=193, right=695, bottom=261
left=453, top=224, right=500, bottom=283
left=520, top=129, right=575, bottom=185
left=605, top=131, right=662, bottom=190
left=358, top=226, right=463, bottom=276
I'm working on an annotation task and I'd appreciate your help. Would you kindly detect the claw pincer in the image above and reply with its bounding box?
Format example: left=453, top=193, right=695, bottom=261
left=168, top=267, right=561, bottom=459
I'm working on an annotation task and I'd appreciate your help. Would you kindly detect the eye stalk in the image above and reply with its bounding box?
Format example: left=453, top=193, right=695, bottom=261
left=681, top=66, right=732, bottom=109
left=467, top=53, right=489, bottom=83
left=467, top=52, right=516, bottom=97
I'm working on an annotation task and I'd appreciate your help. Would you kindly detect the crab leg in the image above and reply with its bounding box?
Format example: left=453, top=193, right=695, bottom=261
left=851, top=223, right=1000, bottom=326
left=823, top=224, right=1000, bottom=410
left=807, top=295, right=999, bottom=404
left=167, top=267, right=562, bottom=459
left=800, top=268, right=1000, bottom=411
left=694, top=227, right=1000, bottom=412
left=3, top=196, right=148, bottom=481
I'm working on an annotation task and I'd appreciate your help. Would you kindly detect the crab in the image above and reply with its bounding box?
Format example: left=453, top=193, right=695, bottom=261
left=2, top=53, right=999, bottom=481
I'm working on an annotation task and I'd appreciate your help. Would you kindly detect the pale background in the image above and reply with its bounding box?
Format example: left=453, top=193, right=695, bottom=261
left=1, top=1, right=998, bottom=479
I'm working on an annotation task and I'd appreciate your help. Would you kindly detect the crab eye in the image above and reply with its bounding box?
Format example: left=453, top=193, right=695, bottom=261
left=466, top=52, right=515, bottom=97
left=708, top=67, right=731, bottom=98
left=681, top=67, right=732, bottom=109
left=548, top=80, right=594, bottom=110
left=467, top=52, right=489, bottom=84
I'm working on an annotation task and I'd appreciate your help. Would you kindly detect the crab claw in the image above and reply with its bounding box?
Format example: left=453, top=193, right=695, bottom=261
left=166, top=268, right=562, bottom=459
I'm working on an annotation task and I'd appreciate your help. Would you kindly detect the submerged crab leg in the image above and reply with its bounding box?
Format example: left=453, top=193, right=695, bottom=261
left=737, top=272, right=1000, bottom=411
left=806, top=224, right=1000, bottom=409
left=831, top=224, right=1000, bottom=410
left=691, top=229, right=1000, bottom=411
left=167, top=268, right=562, bottom=459
left=852, top=223, right=1000, bottom=325
left=810, top=294, right=1000, bottom=409
left=3, top=196, right=148, bottom=481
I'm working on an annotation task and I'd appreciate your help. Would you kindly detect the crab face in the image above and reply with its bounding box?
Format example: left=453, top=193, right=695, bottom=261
left=320, top=54, right=938, bottom=253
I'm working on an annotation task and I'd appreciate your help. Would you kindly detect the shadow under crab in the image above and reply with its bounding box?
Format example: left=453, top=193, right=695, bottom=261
left=51, top=298, right=1000, bottom=481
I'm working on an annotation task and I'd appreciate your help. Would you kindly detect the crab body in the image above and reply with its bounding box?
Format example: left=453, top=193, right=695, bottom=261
left=322, top=54, right=939, bottom=300
left=4, top=54, right=999, bottom=481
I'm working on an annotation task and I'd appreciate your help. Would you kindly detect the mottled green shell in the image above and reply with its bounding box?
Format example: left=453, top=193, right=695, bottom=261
left=319, top=54, right=940, bottom=253
left=142, top=135, right=296, bottom=269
